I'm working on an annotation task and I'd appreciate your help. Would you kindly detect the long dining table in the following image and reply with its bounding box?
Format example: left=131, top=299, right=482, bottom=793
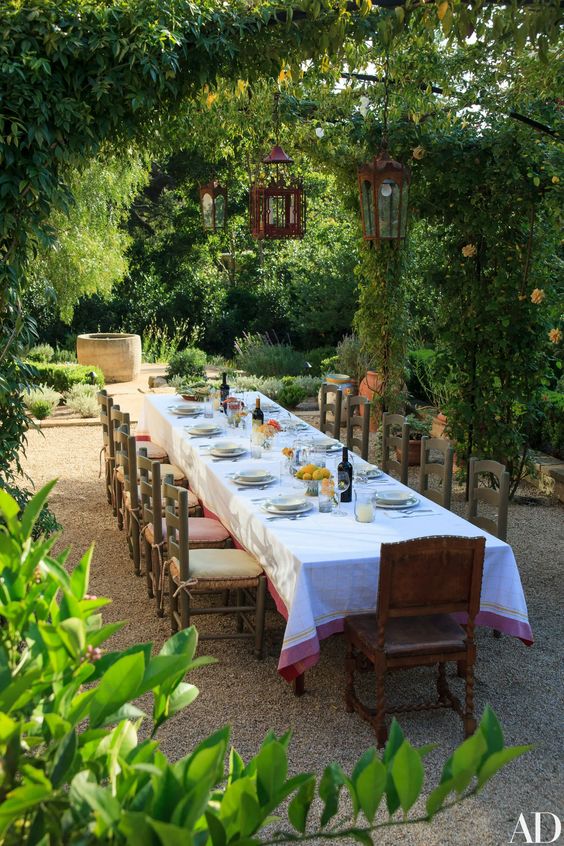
left=139, top=391, right=533, bottom=686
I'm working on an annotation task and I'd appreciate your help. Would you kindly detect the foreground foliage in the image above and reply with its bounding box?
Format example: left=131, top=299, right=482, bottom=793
left=0, top=484, right=531, bottom=844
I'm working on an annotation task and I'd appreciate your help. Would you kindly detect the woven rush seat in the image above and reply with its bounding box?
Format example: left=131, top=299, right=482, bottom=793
left=136, top=439, right=168, bottom=461
left=146, top=516, right=231, bottom=549
left=170, top=549, right=262, bottom=590
left=346, top=613, right=467, bottom=658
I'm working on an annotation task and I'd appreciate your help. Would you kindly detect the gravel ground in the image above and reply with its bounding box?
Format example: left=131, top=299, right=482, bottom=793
left=19, top=424, right=563, bottom=846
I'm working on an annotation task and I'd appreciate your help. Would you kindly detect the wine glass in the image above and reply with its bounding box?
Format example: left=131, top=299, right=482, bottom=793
left=335, top=471, right=350, bottom=516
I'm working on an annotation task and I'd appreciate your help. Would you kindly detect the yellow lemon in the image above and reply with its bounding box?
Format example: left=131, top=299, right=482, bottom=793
left=312, top=469, right=324, bottom=481
left=302, top=473, right=312, bottom=481
left=321, top=468, right=332, bottom=479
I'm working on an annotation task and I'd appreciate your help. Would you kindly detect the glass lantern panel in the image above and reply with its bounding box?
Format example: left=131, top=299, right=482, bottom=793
left=201, top=192, right=214, bottom=229
left=361, top=180, right=374, bottom=237
left=215, top=194, right=225, bottom=228
left=378, top=179, right=399, bottom=239
left=399, top=184, right=409, bottom=237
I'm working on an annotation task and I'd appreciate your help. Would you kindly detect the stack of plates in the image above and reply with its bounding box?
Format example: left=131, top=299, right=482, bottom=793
left=210, top=441, right=247, bottom=459
left=168, top=403, right=201, bottom=417
left=233, top=468, right=275, bottom=487
left=374, top=489, right=418, bottom=509
left=261, top=495, right=313, bottom=516
left=186, top=422, right=222, bottom=436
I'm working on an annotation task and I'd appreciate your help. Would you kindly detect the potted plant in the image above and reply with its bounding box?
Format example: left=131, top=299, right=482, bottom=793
left=396, top=413, right=432, bottom=466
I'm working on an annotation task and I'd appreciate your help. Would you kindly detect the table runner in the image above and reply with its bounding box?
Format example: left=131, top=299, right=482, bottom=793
left=139, top=393, right=533, bottom=680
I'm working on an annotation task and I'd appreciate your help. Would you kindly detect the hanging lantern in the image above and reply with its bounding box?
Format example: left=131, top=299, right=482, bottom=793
left=357, top=150, right=410, bottom=243
left=250, top=145, right=306, bottom=239
left=199, top=180, right=227, bottom=232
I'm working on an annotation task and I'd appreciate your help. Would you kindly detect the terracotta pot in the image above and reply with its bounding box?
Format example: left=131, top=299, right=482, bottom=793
left=431, top=412, right=448, bottom=439
left=358, top=371, right=384, bottom=432
left=395, top=439, right=422, bottom=466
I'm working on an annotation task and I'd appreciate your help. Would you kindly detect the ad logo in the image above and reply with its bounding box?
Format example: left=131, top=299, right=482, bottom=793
left=510, top=813, right=562, bottom=844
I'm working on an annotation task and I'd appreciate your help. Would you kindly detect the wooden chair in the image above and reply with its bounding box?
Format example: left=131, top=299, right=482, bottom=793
left=97, top=390, right=115, bottom=506
left=345, top=395, right=370, bottom=461
left=319, top=384, right=343, bottom=438
left=110, top=406, right=130, bottom=529
left=164, top=480, right=267, bottom=657
left=468, top=458, right=509, bottom=542
left=419, top=436, right=454, bottom=510
left=344, top=535, right=485, bottom=747
left=115, top=428, right=142, bottom=576
left=381, top=412, right=409, bottom=484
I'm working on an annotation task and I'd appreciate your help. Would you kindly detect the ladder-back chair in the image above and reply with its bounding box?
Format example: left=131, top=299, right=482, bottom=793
left=345, top=395, right=370, bottom=461
left=419, top=436, right=455, bottom=510
left=319, top=384, right=343, bottom=438
left=381, top=412, right=409, bottom=485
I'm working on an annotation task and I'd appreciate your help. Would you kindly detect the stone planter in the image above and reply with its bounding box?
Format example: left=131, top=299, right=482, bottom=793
left=76, top=333, right=141, bottom=383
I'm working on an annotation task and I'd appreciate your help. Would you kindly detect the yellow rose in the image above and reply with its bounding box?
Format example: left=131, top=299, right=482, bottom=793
left=462, top=244, right=477, bottom=257
left=552, top=176, right=560, bottom=184
left=412, top=145, right=425, bottom=160
left=530, top=288, right=545, bottom=304
left=548, top=328, right=562, bottom=344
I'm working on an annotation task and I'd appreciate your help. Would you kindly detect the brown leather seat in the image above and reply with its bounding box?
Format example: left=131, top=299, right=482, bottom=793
left=350, top=613, right=466, bottom=657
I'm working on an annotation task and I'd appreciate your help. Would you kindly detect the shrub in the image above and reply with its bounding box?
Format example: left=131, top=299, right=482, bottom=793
left=304, top=345, right=336, bottom=376
left=26, top=343, right=54, bottom=362
left=294, top=375, right=322, bottom=396
left=0, top=482, right=60, bottom=538
left=142, top=318, right=190, bottom=363
left=26, top=361, right=104, bottom=392
left=166, top=346, right=207, bottom=381
left=0, top=484, right=532, bottom=845
left=336, top=333, right=374, bottom=385
left=235, top=333, right=306, bottom=377
left=320, top=353, right=339, bottom=375
left=277, top=382, right=307, bottom=409
left=532, top=390, right=564, bottom=459
left=407, top=348, right=438, bottom=403
left=65, top=383, right=100, bottom=418
left=52, top=347, right=77, bottom=363
left=23, top=386, right=62, bottom=419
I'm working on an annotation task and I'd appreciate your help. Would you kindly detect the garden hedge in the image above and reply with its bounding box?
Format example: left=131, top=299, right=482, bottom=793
left=534, top=390, right=564, bottom=459
left=26, top=362, right=104, bottom=392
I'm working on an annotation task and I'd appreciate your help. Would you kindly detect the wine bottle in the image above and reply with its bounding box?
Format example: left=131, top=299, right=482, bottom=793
left=219, top=372, right=230, bottom=411
left=337, top=446, right=353, bottom=503
left=252, top=397, right=264, bottom=429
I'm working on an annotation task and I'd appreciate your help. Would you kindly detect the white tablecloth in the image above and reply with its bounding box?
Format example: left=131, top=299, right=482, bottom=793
left=139, top=393, right=533, bottom=680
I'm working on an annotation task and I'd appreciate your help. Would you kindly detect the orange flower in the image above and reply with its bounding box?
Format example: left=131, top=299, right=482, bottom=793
left=530, top=288, right=545, bottom=304
left=462, top=244, right=477, bottom=257
left=548, top=328, right=562, bottom=344
left=412, top=145, right=425, bottom=160
left=266, top=418, right=282, bottom=431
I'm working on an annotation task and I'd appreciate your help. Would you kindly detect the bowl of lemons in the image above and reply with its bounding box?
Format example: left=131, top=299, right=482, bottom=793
left=293, top=463, right=333, bottom=496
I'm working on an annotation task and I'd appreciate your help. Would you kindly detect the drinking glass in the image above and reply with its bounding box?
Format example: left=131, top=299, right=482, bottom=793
left=335, top=471, right=350, bottom=515
left=203, top=398, right=214, bottom=418
left=354, top=490, right=374, bottom=523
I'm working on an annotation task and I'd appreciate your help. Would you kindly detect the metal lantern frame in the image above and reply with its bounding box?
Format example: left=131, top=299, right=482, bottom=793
left=199, top=180, right=228, bottom=232
left=357, top=150, right=411, bottom=243
left=250, top=144, right=306, bottom=240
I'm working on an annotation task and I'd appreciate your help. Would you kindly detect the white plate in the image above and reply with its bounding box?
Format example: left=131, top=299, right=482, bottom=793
left=261, top=501, right=313, bottom=516
left=234, top=475, right=276, bottom=487
left=374, top=495, right=419, bottom=510
left=186, top=424, right=222, bottom=435
left=375, top=488, right=412, bottom=505
left=210, top=447, right=247, bottom=459
left=364, top=467, right=383, bottom=479
left=236, top=468, right=270, bottom=481
left=266, top=495, right=308, bottom=511
left=212, top=440, right=242, bottom=454
left=169, top=404, right=200, bottom=416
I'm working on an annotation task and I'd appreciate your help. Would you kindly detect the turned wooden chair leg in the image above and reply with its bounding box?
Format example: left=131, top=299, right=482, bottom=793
left=493, top=629, right=502, bottom=639
left=457, top=659, right=467, bottom=678
left=115, top=481, right=124, bottom=530
left=464, top=661, right=477, bottom=737
left=254, top=577, right=267, bottom=659
left=236, top=589, right=244, bottom=632
left=152, top=549, right=164, bottom=618
left=437, top=662, right=449, bottom=704
left=179, top=582, right=191, bottom=630
left=131, top=521, right=141, bottom=578
left=375, top=670, right=388, bottom=749
left=169, top=570, right=178, bottom=633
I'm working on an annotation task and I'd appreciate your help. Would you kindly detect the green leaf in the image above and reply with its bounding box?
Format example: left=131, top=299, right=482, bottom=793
left=20, top=480, right=57, bottom=539
left=168, top=682, right=199, bottom=717
left=89, top=652, right=145, bottom=728
left=477, top=745, right=532, bottom=789
left=288, top=775, right=316, bottom=833
left=319, top=763, right=345, bottom=827
left=70, top=771, right=121, bottom=831
left=69, top=546, right=93, bottom=600
left=228, top=746, right=245, bottom=783
left=50, top=728, right=77, bottom=787
left=391, top=740, right=424, bottom=813
left=478, top=706, right=504, bottom=762
left=0, top=785, right=53, bottom=835
left=205, top=811, right=227, bottom=846
left=159, top=625, right=198, bottom=660
left=137, top=654, right=193, bottom=696
left=451, top=731, right=487, bottom=793
left=356, top=754, right=386, bottom=822
left=255, top=740, right=288, bottom=804
left=58, top=617, right=86, bottom=656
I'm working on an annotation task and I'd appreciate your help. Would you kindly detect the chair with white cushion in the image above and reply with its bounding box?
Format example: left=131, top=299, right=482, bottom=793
left=164, top=480, right=267, bottom=657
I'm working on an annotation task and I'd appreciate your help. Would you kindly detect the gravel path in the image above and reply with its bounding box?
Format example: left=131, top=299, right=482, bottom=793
left=19, top=425, right=563, bottom=846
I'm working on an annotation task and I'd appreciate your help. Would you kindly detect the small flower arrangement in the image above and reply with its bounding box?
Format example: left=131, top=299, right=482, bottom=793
left=254, top=420, right=281, bottom=446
